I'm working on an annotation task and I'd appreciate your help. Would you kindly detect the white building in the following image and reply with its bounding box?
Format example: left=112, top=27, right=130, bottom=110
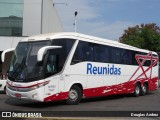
left=0, top=0, right=63, bottom=78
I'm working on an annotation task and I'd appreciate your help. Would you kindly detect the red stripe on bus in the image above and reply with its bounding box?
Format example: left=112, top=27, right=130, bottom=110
left=43, top=77, right=158, bottom=102
left=7, top=80, right=50, bottom=88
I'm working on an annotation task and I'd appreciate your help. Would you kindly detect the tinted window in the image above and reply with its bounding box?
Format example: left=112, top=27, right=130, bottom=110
left=45, top=53, right=59, bottom=78
left=123, top=50, right=132, bottom=65
left=94, top=44, right=110, bottom=63
left=71, top=40, right=155, bottom=67
left=52, top=38, right=75, bottom=69
left=133, top=52, right=153, bottom=66
left=44, top=39, right=75, bottom=77
left=132, top=51, right=139, bottom=65
left=52, top=39, right=75, bottom=58
left=71, top=41, right=93, bottom=64
left=111, top=47, right=122, bottom=64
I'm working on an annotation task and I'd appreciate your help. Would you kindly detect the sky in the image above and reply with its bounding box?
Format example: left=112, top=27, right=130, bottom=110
left=54, top=0, right=160, bottom=41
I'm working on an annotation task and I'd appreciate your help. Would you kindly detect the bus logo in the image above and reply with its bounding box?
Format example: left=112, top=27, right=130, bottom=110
left=87, top=63, right=121, bottom=75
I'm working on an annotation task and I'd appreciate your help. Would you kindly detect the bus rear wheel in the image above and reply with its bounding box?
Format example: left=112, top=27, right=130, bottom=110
left=134, top=83, right=141, bottom=97
left=66, top=86, right=82, bottom=105
left=141, top=83, right=148, bottom=96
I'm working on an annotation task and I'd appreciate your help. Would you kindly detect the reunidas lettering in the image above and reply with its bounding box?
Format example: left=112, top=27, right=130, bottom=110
left=87, top=63, right=121, bottom=75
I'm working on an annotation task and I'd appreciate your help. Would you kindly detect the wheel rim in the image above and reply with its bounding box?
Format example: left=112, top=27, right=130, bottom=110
left=135, top=86, right=140, bottom=95
left=69, top=89, right=78, bottom=101
left=142, top=85, right=146, bottom=93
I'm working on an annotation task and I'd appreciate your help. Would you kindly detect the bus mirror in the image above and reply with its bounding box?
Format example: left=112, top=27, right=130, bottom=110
left=37, top=46, right=62, bottom=62
left=1, top=48, right=15, bottom=75
left=1, top=48, right=15, bottom=62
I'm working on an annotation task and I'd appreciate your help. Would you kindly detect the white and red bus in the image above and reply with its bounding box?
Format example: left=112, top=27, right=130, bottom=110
left=2, top=32, right=159, bottom=104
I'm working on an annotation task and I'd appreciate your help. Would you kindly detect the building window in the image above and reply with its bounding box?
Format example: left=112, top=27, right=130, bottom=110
left=0, top=0, right=24, bottom=36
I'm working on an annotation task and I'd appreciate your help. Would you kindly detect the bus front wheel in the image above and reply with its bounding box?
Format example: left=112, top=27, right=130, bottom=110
left=66, top=86, right=82, bottom=105
left=134, top=83, right=141, bottom=97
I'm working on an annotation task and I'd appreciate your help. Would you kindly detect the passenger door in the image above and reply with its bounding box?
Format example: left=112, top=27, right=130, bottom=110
left=43, top=53, right=59, bottom=100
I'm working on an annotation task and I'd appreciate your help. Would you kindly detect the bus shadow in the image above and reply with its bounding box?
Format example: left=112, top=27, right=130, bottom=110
left=81, top=92, right=154, bottom=103
left=5, top=92, right=155, bottom=109
left=5, top=97, right=66, bottom=109
left=0, top=91, right=6, bottom=94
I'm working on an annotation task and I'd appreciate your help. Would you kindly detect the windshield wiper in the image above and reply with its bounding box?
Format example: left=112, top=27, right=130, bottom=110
left=10, top=57, right=27, bottom=80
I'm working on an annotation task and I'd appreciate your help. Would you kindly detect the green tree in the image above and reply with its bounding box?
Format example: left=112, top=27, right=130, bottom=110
left=119, top=23, right=160, bottom=52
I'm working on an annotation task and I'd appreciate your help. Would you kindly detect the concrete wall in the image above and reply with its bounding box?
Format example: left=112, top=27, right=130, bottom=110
left=22, top=0, right=42, bottom=36
left=42, top=0, right=63, bottom=33
left=22, top=0, right=63, bottom=36
left=0, top=36, right=26, bottom=51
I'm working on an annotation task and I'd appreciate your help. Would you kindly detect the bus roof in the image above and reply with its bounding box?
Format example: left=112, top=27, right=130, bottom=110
left=20, top=32, right=157, bottom=55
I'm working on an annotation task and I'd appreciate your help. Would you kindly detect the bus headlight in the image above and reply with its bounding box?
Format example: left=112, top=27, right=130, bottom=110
left=7, top=80, right=50, bottom=92
left=25, top=80, right=50, bottom=91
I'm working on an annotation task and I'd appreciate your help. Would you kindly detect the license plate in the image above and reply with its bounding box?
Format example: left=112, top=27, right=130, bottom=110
left=15, top=93, right=21, bottom=98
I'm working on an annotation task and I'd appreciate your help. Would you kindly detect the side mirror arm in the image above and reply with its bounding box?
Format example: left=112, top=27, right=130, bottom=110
left=37, top=46, right=62, bottom=62
left=1, top=48, right=15, bottom=62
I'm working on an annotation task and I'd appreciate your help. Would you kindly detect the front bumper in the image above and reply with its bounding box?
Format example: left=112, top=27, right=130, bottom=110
left=6, top=86, right=44, bottom=102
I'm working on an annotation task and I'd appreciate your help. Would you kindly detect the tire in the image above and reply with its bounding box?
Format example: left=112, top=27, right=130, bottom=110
left=141, top=83, right=148, bottom=96
left=134, top=83, right=141, bottom=97
left=4, top=86, right=6, bottom=94
left=66, top=86, right=82, bottom=105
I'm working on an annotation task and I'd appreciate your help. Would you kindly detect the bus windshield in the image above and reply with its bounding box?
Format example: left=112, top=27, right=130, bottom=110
left=8, top=39, right=75, bottom=82
left=8, top=41, right=50, bottom=82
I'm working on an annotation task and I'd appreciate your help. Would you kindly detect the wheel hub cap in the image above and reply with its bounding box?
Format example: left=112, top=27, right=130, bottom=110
left=69, top=90, right=78, bottom=100
left=136, top=86, right=140, bottom=94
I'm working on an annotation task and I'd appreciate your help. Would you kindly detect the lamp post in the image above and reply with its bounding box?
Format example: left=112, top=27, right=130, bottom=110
left=53, top=3, right=67, bottom=6
left=40, top=0, right=44, bottom=34
left=74, top=11, right=78, bottom=32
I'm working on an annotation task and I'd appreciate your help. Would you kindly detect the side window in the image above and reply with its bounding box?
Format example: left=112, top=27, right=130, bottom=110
left=44, top=39, right=75, bottom=78
left=153, top=54, right=158, bottom=67
left=123, top=50, right=132, bottom=65
left=71, top=41, right=85, bottom=64
left=94, top=45, right=110, bottom=63
left=111, top=47, right=122, bottom=64
left=52, top=39, right=75, bottom=70
left=45, top=53, right=58, bottom=78
left=132, top=51, right=153, bottom=66
left=144, top=60, right=151, bottom=66
left=71, top=41, right=94, bottom=64
left=83, top=43, right=94, bottom=61
left=52, top=39, right=75, bottom=58
left=139, top=53, right=152, bottom=66
left=132, top=51, right=139, bottom=65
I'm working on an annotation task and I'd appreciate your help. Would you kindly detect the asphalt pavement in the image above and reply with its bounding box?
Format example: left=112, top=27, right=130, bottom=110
left=0, top=88, right=160, bottom=119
